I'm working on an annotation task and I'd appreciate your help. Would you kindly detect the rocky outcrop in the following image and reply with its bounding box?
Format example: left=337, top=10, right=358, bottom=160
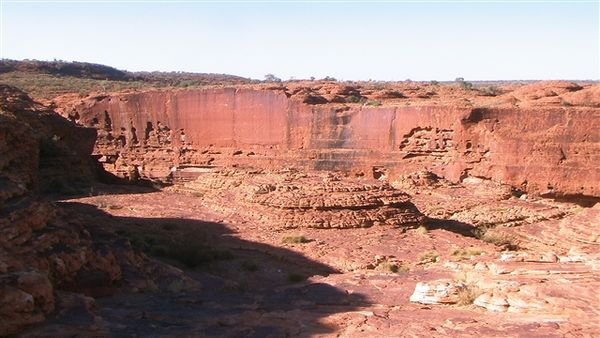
left=0, top=85, right=104, bottom=334
left=0, top=85, right=190, bottom=335
left=60, top=84, right=600, bottom=198
left=0, top=85, right=98, bottom=194
left=409, top=280, right=467, bottom=305
left=407, top=199, right=599, bottom=331
left=182, top=169, right=425, bottom=229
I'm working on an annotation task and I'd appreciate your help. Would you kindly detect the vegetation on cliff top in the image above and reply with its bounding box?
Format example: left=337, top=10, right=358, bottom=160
left=0, top=59, right=253, bottom=100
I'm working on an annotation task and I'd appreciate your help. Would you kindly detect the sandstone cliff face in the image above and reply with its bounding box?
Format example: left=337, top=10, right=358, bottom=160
left=62, top=87, right=599, bottom=197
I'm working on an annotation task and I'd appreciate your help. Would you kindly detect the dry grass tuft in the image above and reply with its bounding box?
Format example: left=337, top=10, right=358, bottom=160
left=451, top=247, right=485, bottom=261
left=415, top=225, right=429, bottom=235
left=419, top=250, right=440, bottom=263
left=454, top=271, right=484, bottom=305
left=457, top=284, right=483, bottom=305
left=379, top=261, right=410, bottom=273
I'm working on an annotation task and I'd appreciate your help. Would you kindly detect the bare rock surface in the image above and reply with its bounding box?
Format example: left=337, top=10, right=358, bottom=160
left=17, top=178, right=593, bottom=337
left=56, top=81, right=600, bottom=197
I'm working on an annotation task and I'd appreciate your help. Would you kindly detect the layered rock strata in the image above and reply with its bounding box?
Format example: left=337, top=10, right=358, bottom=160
left=182, top=170, right=425, bottom=229
left=60, top=83, right=600, bottom=197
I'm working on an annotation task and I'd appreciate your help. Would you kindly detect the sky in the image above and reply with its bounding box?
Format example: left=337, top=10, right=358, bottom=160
left=1, top=0, right=599, bottom=81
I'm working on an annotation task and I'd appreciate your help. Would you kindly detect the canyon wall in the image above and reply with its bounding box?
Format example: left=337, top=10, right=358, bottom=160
left=0, top=85, right=129, bottom=335
left=64, top=88, right=599, bottom=197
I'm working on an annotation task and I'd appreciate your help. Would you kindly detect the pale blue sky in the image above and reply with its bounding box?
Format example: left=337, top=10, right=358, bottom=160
left=1, top=1, right=599, bottom=81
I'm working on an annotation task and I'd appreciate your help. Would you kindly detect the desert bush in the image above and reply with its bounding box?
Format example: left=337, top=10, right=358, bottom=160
left=455, top=77, right=473, bottom=90
left=380, top=262, right=410, bottom=273
left=0, top=68, right=242, bottom=101
left=166, top=243, right=234, bottom=268
left=482, top=232, right=519, bottom=249
left=0, top=72, right=151, bottom=100
left=365, top=100, right=382, bottom=106
left=457, top=284, right=482, bottom=305
left=472, top=227, right=519, bottom=250
left=454, top=271, right=483, bottom=305
left=264, top=74, right=281, bottom=82
left=479, top=85, right=502, bottom=96
left=282, top=235, right=309, bottom=244
left=419, top=250, right=439, bottom=263
left=115, top=228, right=233, bottom=268
left=347, top=94, right=365, bottom=103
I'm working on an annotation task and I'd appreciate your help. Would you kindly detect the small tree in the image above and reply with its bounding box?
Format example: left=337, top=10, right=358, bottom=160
left=264, top=74, right=282, bottom=82
left=455, top=77, right=473, bottom=90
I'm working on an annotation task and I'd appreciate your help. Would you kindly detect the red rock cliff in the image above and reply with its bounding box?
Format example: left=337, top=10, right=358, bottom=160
left=63, top=87, right=599, bottom=197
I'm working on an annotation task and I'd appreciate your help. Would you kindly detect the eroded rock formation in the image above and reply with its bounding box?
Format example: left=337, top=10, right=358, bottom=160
left=58, top=82, right=600, bottom=198
left=181, top=169, right=425, bottom=229
left=0, top=85, right=196, bottom=335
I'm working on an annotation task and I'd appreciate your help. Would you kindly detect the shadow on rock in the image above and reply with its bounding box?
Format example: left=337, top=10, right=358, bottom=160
left=424, top=217, right=480, bottom=238
left=22, top=202, right=370, bottom=337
